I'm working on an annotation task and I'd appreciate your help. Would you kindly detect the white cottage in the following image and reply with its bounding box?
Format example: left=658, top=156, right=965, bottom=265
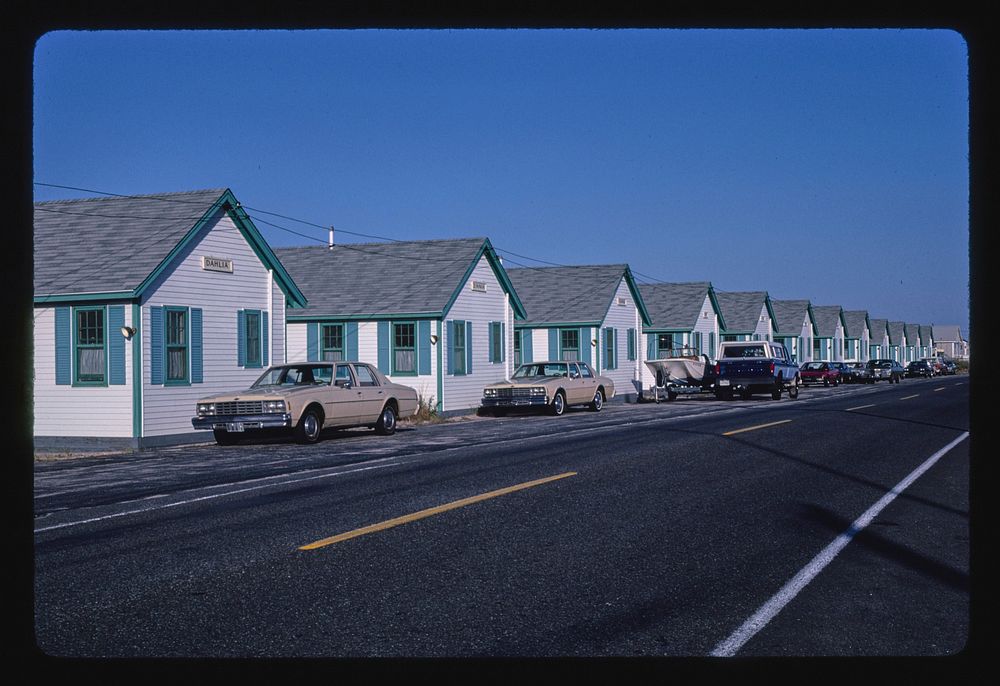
left=770, top=299, right=817, bottom=364
left=811, top=305, right=847, bottom=362
left=33, top=188, right=307, bottom=450
left=887, top=321, right=908, bottom=364
left=869, top=319, right=891, bottom=359
left=505, top=264, right=652, bottom=401
left=275, top=238, right=526, bottom=415
left=842, top=310, right=872, bottom=363
left=716, top=291, right=777, bottom=343
left=637, top=281, right=723, bottom=392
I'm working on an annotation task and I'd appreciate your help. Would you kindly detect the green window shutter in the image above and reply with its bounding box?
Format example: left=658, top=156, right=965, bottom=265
left=647, top=333, right=656, bottom=360
left=548, top=329, right=558, bottom=360
left=627, top=328, right=636, bottom=361
left=55, top=306, right=72, bottom=385
left=611, top=328, right=617, bottom=369
left=465, top=321, right=473, bottom=374
left=579, top=327, right=591, bottom=366
left=307, top=322, right=319, bottom=361
left=108, top=306, right=126, bottom=385
left=488, top=321, right=496, bottom=363
left=150, top=306, right=164, bottom=385
left=261, top=311, right=269, bottom=368
left=500, top=322, right=506, bottom=363
left=522, top=329, right=533, bottom=364
left=418, top=320, right=431, bottom=375
left=447, top=320, right=455, bottom=374
left=709, top=331, right=716, bottom=359
left=190, top=308, right=204, bottom=383
left=377, top=321, right=391, bottom=373
left=346, top=322, right=359, bottom=361
left=237, top=310, right=246, bottom=367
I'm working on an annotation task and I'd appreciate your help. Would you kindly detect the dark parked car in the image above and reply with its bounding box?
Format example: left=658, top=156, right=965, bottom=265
left=799, top=361, right=841, bottom=386
left=906, top=360, right=934, bottom=378
left=922, top=358, right=943, bottom=375
left=829, top=361, right=856, bottom=382
left=939, top=359, right=958, bottom=375
left=846, top=361, right=871, bottom=383
left=866, top=358, right=905, bottom=383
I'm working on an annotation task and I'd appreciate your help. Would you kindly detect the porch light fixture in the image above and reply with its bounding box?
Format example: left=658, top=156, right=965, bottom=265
left=120, top=325, right=137, bottom=340
left=591, top=339, right=598, bottom=347
left=430, top=334, right=439, bottom=345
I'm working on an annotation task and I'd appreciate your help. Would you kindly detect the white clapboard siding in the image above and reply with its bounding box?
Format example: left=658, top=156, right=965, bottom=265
left=33, top=305, right=135, bottom=437
left=442, top=255, right=511, bottom=412
left=754, top=304, right=772, bottom=340
left=597, top=277, right=641, bottom=398
left=142, top=210, right=276, bottom=438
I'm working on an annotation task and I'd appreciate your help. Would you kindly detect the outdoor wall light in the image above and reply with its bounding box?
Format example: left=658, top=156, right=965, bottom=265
left=591, top=338, right=598, bottom=347
left=430, top=334, right=439, bottom=345
left=120, top=326, right=137, bottom=340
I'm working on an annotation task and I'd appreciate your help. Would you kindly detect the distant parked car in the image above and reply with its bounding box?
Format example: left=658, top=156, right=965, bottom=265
left=481, top=360, right=615, bottom=416
left=906, top=360, right=934, bottom=378
left=846, top=362, right=871, bottom=383
left=939, top=359, right=958, bottom=375
left=799, top=361, right=841, bottom=387
left=922, top=357, right=943, bottom=375
left=866, top=358, right=905, bottom=383
left=829, top=361, right=856, bottom=382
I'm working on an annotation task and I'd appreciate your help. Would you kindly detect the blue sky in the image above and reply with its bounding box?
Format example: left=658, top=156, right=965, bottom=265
left=32, top=29, right=969, bottom=334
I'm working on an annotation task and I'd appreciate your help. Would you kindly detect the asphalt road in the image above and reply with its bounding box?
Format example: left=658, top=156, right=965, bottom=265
left=33, top=376, right=971, bottom=659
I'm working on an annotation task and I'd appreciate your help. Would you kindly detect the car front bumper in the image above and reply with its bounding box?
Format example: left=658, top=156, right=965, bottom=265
left=192, top=413, right=293, bottom=431
left=481, top=397, right=549, bottom=408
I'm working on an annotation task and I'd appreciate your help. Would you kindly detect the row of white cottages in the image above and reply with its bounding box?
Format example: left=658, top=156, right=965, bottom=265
left=32, top=189, right=954, bottom=449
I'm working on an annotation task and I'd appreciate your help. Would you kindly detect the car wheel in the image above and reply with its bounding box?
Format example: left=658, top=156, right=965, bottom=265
left=666, top=389, right=678, bottom=401
left=550, top=391, right=566, bottom=416
left=294, top=407, right=323, bottom=444
left=771, top=376, right=783, bottom=400
left=823, top=378, right=830, bottom=387
left=589, top=388, right=604, bottom=411
left=788, top=377, right=800, bottom=399
left=374, top=403, right=397, bottom=435
left=213, top=429, right=240, bottom=446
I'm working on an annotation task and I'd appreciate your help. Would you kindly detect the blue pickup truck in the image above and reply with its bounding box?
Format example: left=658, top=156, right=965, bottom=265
left=714, top=340, right=801, bottom=400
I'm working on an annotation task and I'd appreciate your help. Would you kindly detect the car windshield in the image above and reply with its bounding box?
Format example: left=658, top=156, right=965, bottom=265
left=722, top=345, right=768, bottom=358
left=252, top=365, right=333, bottom=387
left=802, top=362, right=825, bottom=370
left=512, top=363, right=569, bottom=378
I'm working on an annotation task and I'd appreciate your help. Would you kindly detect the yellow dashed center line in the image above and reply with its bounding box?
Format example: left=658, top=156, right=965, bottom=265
left=722, top=420, right=792, bottom=436
left=299, top=471, right=577, bottom=551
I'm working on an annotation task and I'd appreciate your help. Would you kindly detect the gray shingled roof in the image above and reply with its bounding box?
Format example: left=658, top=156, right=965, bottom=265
left=887, top=321, right=906, bottom=345
left=917, top=324, right=933, bottom=345
left=34, top=188, right=229, bottom=296
left=933, top=324, right=963, bottom=342
left=276, top=238, right=495, bottom=318
left=869, top=318, right=889, bottom=342
left=771, top=299, right=812, bottom=336
left=812, top=305, right=845, bottom=337
left=716, top=291, right=769, bottom=333
left=842, top=310, right=870, bottom=339
left=506, top=265, right=632, bottom=326
left=638, top=281, right=715, bottom=331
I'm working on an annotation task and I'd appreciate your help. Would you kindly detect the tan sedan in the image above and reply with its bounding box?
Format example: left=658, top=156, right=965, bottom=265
left=481, top=360, right=615, bottom=416
left=192, top=361, right=419, bottom=445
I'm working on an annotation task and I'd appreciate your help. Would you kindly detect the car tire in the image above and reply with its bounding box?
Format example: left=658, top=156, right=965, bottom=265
left=771, top=376, right=783, bottom=400
left=589, top=388, right=604, bottom=412
left=374, top=403, right=397, bottom=435
left=550, top=391, right=566, bottom=416
left=213, top=429, right=240, bottom=446
left=666, top=389, right=678, bottom=401
left=823, top=378, right=830, bottom=387
left=294, top=407, right=323, bottom=444
left=788, top=377, right=800, bottom=399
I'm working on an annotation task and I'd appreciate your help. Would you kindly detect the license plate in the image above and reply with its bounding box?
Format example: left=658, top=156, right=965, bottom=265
left=718, top=379, right=730, bottom=386
left=226, top=422, right=245, bottom=433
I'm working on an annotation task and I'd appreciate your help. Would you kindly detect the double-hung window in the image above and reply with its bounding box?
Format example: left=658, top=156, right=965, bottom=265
left=322, top=324, right=344, bottom=361
left=452, top=322, right=466, bottom=375
left=165, top=307, right=189, bottom=384
left=244, top=310, right=262, bottom=367
left=514, top=329, right=522, bottom=366
left=74, top=307, right=106, bottom=385
left=603, top=328, right=616, bottom=370
left=393, top=322, right=416, bottom=375
left=560, top=329, right=579, bottom=361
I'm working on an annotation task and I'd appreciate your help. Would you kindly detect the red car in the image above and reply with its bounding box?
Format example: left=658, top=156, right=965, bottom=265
left=798, top=361, right=841, bottom=386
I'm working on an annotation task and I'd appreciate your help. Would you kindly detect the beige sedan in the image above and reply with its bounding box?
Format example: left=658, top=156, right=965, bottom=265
left=192, top=361, right=419, bottom=445
left=481, top=360, right=615, bottom=416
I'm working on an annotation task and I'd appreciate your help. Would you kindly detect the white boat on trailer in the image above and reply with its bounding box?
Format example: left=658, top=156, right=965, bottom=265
left=644, top=346, right=717, bottom=401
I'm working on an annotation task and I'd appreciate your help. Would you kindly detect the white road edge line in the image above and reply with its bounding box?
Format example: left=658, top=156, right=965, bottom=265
left=710, top=430, right=969, bottom=658
left=33, top=462, right=398, bottom=533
